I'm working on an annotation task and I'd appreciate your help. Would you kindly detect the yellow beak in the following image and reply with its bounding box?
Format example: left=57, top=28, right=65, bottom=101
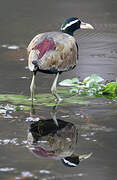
left=80, top=22, right=94, bottom=29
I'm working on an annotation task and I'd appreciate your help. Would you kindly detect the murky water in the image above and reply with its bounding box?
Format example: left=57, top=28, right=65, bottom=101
left=0, top=0, right=117, bottom=179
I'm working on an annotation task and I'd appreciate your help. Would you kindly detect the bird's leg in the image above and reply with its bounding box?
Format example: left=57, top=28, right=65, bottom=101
left=30, top=71, right=36, bottom=103
left=51, top=72, right=62, bottom=102
left=51, top=104, right=58, bottom=126
left=30, top=103, right=35, bottom=116
left=51, top=102, right=60, bottom=126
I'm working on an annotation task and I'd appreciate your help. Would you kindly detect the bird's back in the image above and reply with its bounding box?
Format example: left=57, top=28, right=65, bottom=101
left=28, top=31, right=78, bottom=73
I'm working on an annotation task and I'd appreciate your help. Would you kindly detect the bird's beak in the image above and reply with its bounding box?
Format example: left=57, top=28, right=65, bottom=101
left=79, top=152, right=93, bottom=161
left=80, top=22, right=94, bottom=29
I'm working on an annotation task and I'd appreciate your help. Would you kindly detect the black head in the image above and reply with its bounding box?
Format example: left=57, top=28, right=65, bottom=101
left=60, top=17, right=94, bottom=36
left=61, top=155, right=80, bottom=167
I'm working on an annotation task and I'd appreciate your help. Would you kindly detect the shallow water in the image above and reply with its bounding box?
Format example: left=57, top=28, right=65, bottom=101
left=0, top=0, right=117, bottom=180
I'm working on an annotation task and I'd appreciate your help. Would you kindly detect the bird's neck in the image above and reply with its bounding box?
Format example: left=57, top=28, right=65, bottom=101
left=60, top=29, right=74, bottom=36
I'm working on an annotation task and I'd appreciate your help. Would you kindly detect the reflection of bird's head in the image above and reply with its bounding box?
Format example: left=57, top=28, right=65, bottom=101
left=61, top=153, right=93, bottom=167
left=61, top=155, right=80, bottom=167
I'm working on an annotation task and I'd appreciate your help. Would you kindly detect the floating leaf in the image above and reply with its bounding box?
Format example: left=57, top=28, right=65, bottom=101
left=59, top=78, right=79, bottom=87
left=59, top=79, right=74, bottom=86
left=83, top=74, right=104, bottom=84
left=71, top=77, right=79, bottom=84
left=90, top=74, right=104, bottom=82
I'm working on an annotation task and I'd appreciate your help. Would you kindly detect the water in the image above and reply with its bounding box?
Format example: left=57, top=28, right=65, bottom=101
left=0, top=0, right=117, bottom=179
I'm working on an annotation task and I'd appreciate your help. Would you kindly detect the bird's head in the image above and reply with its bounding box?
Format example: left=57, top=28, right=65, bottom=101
left=61, top=152, right=93, bottom=167
left=60, top=17, right=94, bottom=36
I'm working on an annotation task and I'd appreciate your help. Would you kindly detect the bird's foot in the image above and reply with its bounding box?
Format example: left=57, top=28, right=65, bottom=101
left=54, top=93, right=63, bottom=103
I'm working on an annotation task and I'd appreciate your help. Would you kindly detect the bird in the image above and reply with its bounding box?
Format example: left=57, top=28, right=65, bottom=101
left=27, top=17, right=94, bottom=102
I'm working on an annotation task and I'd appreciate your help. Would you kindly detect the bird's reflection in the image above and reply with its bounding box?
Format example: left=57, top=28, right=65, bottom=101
left=27, top=104, right=92, bottom=167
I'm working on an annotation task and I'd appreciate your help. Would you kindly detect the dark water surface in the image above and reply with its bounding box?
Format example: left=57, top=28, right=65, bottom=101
left=0, top=0, right=117, bottom=179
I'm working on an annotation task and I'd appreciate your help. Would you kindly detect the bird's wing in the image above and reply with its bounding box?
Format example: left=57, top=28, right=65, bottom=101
left=28, top=32, right=78, bottom=72
left=27, top=33, right=45, bottom=53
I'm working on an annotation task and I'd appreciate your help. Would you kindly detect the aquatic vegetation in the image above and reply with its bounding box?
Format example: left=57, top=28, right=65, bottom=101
left=103, top=81, right=117, bottom=96
left=0, top=90, right=89, bottom=108
left=0, top=104, right=24, bottom=114
left=0, top=102, right=29, bottom=112
left=59, top=74, right=117, bottom=100
left=0, top=75, right=116, bottom=110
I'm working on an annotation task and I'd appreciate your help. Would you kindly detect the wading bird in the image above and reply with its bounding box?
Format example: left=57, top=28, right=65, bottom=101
left=27, top=17, right=94, bottom=102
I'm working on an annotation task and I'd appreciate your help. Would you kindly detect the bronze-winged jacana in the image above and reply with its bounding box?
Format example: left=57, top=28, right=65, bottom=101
left=27, top=17, right=94, bottom=102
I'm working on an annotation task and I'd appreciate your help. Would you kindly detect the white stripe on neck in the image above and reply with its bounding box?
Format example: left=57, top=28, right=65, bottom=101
left=61, top=19, right=78, bottom=30
left=63, top=158, right=77, bottom=167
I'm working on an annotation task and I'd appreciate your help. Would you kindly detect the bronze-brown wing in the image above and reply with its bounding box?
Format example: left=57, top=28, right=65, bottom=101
left=28, top=32, right=78, bottom=73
